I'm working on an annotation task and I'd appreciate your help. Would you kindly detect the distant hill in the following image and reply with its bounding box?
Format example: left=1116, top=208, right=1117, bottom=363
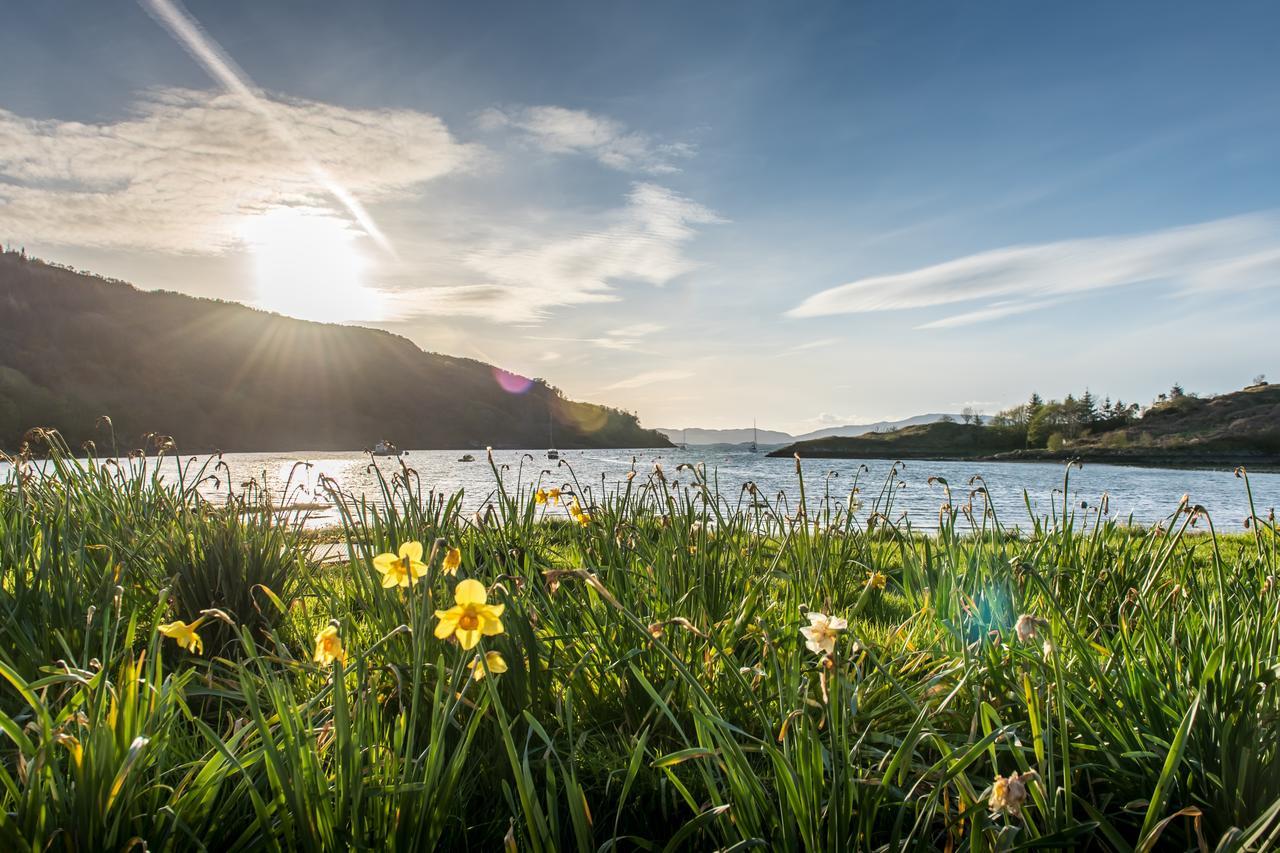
left=771, top=385, right=1280, bottom=468
left=769, top=421, right=1020, bottom=460
left=658, top=414, right=964, bottom=448
left=0, top=252, right=672, bottom=453
left=992, top=384, right=1280, bottom=466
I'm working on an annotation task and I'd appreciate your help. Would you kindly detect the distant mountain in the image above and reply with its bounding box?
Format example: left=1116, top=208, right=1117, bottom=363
left=657, top=414, right=966, bottom=447
left=656, top=427, right=794, bottom=447
left=0, top=252, right=672, bottom=453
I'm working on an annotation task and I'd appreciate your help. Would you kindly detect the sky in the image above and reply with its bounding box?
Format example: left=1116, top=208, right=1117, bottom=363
left=1, top=1, right=1278, bottom=434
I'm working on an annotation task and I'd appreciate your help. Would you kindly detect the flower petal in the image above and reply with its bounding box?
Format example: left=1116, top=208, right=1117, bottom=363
left=454, top=578, right=488, bottom=606
left=373, top=553, right=397, bottom=573
left=456, top=627, right=481, bottom=650
left=434, top=609, right=461, bottom=638
left=399, top=541, right=424, bottom=562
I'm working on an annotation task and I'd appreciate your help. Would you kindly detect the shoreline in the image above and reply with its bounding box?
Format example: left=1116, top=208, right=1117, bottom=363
left=774, top=448, right=1280, bottom=472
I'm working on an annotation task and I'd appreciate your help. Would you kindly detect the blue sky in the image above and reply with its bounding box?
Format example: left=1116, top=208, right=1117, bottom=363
left=1, top=1, right=1277, bottom=432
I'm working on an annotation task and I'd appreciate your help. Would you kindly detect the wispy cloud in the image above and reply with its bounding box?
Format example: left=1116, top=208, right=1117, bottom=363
left=527, top=323, right=667, bottom=352
left=0, top=88, right=474, bottom=252
left=604, top=369, right=693, bottom=390
left=478, top=105, right=694, bottom=174
left=784, top=337, right=840, bottom=354
left=787, top=213, right=1280, bottom=326
left=396, top=183, right=721, bottom=322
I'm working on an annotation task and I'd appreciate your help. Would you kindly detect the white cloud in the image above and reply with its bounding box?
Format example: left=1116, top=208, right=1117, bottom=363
left=397, top=182, right=721, bottom=322
left=604, top=369, right=694, bottom=390
left=0, top=88, right=475, bottom=252
left=787, top=213, right=1280, bottom=326
left=527, top=323, right=667, bottom=352
left=479, top=105, right=694, bottom=174
left=914, top=298, right=1063, bottom=329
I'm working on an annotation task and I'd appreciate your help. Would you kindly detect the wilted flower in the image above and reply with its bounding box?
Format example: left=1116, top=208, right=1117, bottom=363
left=158, top=618, right=206, bottom=655
left=434, top=579, right=505, bottom=650
left=374, top=541, right=429, bottom=588
left=800, top=611, right=847, bottom=655
left=313, top=622, right=346, bottom=667
left=443, top=547, right=462, bottom=576
left=989, top=770, right=1037, bottom=818
left=467, top=650, right=508, bottom=681
left=1014, top=614, right=1042, bottom=644
left=866, top=571, right=887, bottom=590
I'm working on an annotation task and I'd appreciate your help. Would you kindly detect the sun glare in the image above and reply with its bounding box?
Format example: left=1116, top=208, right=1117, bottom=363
left=238, top=206, right=385, bottom=323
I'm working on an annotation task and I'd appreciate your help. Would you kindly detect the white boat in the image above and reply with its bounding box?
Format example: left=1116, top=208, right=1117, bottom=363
left=372, top=440, right=401, bottom=457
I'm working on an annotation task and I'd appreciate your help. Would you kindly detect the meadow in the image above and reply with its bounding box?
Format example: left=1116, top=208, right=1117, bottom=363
left=1, top=429, right=1278, bottom=851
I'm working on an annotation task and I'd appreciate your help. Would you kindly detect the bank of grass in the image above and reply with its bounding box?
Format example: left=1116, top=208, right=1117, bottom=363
left=1, top=430, right=1278, bottom=851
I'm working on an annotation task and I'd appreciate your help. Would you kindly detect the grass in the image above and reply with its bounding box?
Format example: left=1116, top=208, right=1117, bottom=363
left=1, top=430, right=1279, bottom=850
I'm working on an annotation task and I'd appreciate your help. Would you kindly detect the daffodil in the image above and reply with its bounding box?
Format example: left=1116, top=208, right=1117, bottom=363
left=800, top=611, right=847, bottom=655
left=434, top=578, right=505, bottom=649
left=158, top=617, right=206, bottom=655
left=443, top=547, right=462, bottom=576
left=374, top=541, right=429, bottom=588
left=546, top=488, right=561, bottom=505
left=1014, top=614, right=1042, bottom=643
left=569, top=497, right=592, bottom=526
left=467, top=650, right=508, bottom=680
left=535, top=488, right=549, bottom=504
left=866, top=571, right=887, bottom=590
left=989, top=770, right=1037, bottom=818
left=313, top=623, right=346, bottom=667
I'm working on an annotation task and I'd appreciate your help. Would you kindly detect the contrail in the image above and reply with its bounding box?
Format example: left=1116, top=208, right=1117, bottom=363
left=141, top=0, right=396, bottom=256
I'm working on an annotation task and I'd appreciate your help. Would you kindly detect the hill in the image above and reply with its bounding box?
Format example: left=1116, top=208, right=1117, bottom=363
left=768, top=421, right=1021, bottom=460
left=991, top=384, right=1280, bottom=466
left=771, top=385, right=1280, bottom=468
left=0, top=252, right=671, bottom=453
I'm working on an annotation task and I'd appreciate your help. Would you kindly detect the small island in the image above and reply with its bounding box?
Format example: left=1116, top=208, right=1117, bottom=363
left=770, top=382, right=1280, bottom=469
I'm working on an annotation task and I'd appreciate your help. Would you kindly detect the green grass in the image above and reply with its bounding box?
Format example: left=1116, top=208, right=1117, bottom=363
left=1, top=432, right=1279, bottom=851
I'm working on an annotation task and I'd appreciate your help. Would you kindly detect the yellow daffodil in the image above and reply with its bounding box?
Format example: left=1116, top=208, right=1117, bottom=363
left=800, top=611, right=846, bottom=655
left=158, top=617, right=206, bottom=655
left=535, top=488, right=549, bottom=504
left=434, top=578, right=505, bottom=649
left=568, top=497, right=592, bottom=525
left=443, top=547, right=462, bottom=576
left=467, top=650, right=508, bottom=680
left=546, top=488, right=561, bottom=505
left=374, top=541, right=429, bottom=588
left=867, top=571, right=887, bottom=590
left=313, top=623, right=346, bottom=667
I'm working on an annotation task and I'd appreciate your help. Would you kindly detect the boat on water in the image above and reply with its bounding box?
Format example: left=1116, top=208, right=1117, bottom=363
left=372, top=440, right=402, bottom=457
left=546, top=409, right=559, bottom=460
left=457, top=454, right=475, bottom=462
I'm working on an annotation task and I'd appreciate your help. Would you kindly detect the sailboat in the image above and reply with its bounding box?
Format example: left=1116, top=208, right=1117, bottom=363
left=749, top=420, right=758, bottom=453
left=546, top=409, right=559, bottom=460
left=679, top=429, right=688, bottom=450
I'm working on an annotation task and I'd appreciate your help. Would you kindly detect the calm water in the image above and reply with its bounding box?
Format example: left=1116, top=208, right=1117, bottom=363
left=5, top=448, right=1276, bottom=531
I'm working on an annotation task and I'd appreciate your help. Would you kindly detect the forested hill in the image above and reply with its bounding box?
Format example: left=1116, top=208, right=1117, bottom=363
left=0, top=252, right=671, bottom=453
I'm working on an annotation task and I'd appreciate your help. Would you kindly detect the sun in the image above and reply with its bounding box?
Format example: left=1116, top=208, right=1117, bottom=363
left=238, top=206, right=386, bottom=323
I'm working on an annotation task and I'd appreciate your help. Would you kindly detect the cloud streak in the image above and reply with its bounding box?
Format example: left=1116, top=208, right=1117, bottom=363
left=479, top=105, right=694, bottom=174
left=604, top=369, right=693, bottom=390
left=788, top=213, right=1280, bottom=326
